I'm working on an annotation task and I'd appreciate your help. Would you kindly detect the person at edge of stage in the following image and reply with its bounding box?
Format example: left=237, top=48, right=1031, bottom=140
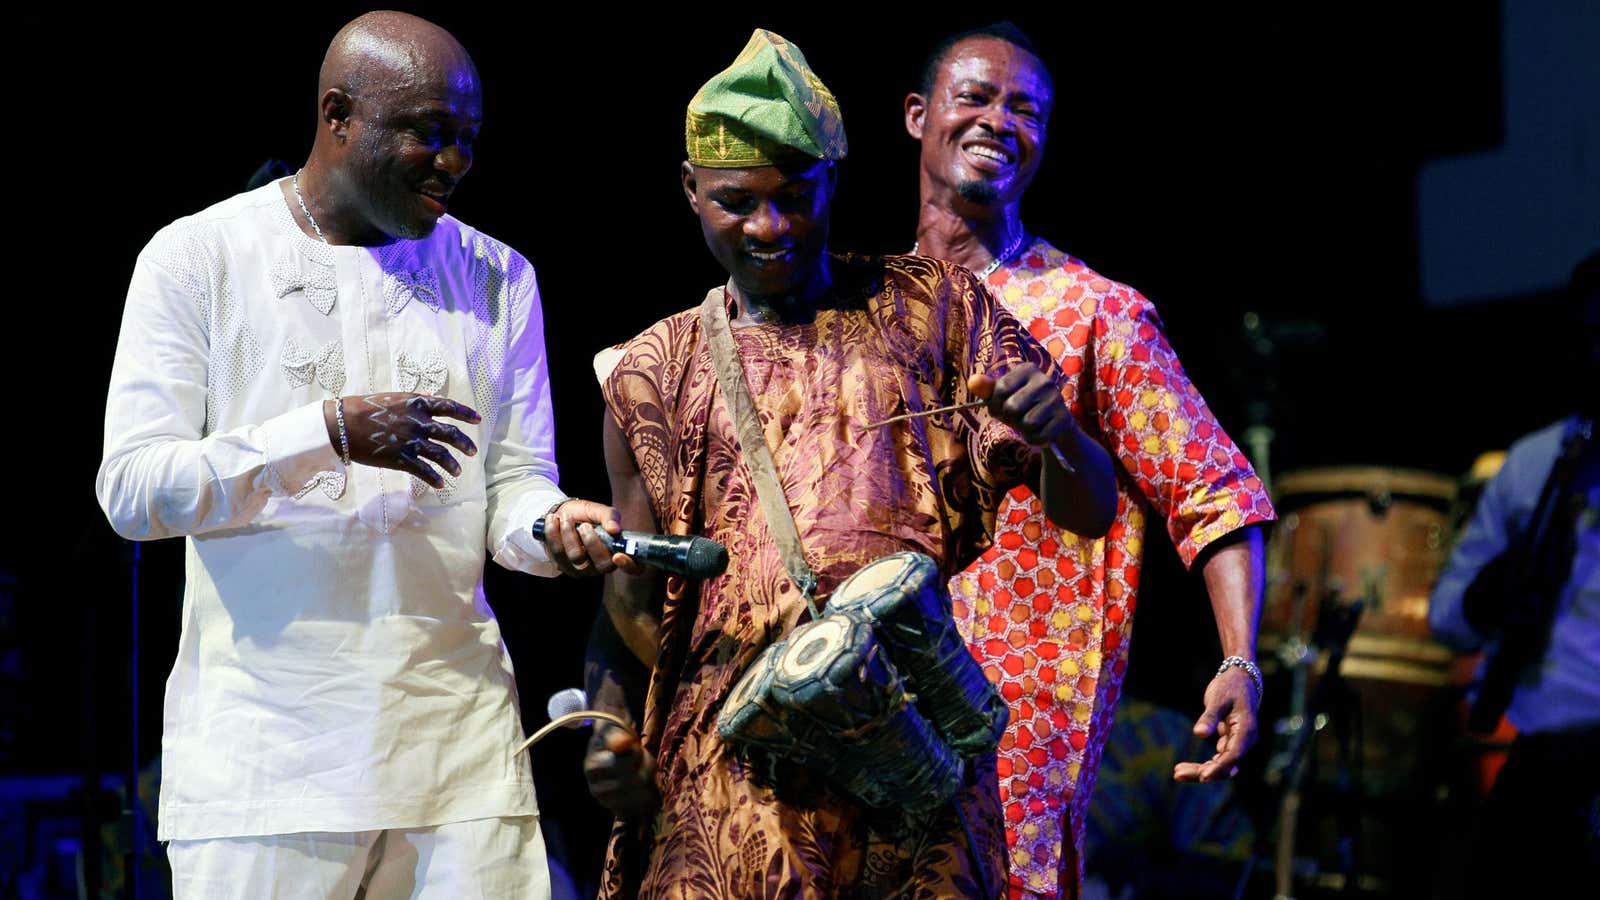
left=95, top=12, right=628, bottom=898
left=1428, top=251, right=1600, bottom=898
left=578, top=29, right=1119, bottom=899
left=903, top=22, right=1277, bottom=899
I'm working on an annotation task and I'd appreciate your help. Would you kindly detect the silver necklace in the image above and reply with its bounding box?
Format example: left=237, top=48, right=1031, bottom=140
left=911, top=230, right=1027, bottom=279
left=292, top=170, right=328, bottom=244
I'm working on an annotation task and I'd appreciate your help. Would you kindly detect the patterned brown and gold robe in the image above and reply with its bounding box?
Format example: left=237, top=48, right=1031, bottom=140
left=598, top=255, right=1069, bottom=899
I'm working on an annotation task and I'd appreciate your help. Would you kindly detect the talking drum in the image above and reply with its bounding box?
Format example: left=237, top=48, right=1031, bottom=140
left=717, top=608, right=965, bottom=815
left=828, top=552, right=1009, bottom=754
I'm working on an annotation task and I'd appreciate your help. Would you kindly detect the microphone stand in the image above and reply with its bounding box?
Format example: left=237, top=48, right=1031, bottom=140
left=1242, top=592, right=1362, bottom=900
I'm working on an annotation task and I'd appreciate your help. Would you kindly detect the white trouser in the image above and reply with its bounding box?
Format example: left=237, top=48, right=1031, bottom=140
left=167, top=815, right=549, bottom=899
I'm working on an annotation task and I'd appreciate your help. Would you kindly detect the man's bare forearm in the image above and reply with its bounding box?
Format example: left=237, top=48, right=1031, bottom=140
left=1199, top=525, right=1266, bottom=659
left=1038, top=425, right=1117, bottom=536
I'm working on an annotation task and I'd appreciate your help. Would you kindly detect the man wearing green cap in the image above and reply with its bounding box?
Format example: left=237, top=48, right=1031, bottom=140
left=582, top=30, right=1117, bottom=898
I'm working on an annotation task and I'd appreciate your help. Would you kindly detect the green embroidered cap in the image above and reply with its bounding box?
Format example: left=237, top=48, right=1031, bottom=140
left=685, top=29, right=848, bottom=168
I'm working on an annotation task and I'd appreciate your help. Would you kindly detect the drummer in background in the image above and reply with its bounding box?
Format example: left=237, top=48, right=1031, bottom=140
left=575, top=29, right=1116, bottom=898
left=1428, top=250, right=1600, bottom=895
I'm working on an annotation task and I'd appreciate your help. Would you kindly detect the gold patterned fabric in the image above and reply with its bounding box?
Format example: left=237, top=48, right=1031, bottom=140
left=685, top=29, right=848, bottom=167
left=597, top=255, right=1065, bottom=898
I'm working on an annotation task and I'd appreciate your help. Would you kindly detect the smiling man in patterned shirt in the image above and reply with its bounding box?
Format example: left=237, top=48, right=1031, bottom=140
left=905, top=22, right=1277, bottom=899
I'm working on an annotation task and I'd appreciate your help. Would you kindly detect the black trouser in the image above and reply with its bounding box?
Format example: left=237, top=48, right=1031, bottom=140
left=1461, top=723, right=1600, bottom=898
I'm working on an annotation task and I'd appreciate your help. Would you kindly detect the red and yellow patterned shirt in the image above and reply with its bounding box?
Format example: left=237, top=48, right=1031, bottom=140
left=949, top=238, right=1276, bottom=899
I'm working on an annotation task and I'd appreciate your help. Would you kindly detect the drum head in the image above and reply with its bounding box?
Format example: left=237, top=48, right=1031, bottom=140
left=777, top=617, right=852, bottom=683
left=726, top=653, right=770, bottom=715
left=719, top=652, right=785, bottom=743
left=832, top=553, right=917, bottom=607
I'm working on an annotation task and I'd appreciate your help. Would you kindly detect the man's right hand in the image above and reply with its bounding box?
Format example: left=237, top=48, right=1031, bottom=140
left=324, top=393, right=481, bottom=488
left=583, top=724, right=658, bottom=818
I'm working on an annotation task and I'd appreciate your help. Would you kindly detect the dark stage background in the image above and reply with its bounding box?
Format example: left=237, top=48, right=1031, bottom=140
left=4, top=3, right=1594, bottom=897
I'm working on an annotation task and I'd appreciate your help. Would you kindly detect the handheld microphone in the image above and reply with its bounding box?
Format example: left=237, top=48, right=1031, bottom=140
left=546, top=687, right=591, bottom=727
left=531, top=519, right=729, bottom=580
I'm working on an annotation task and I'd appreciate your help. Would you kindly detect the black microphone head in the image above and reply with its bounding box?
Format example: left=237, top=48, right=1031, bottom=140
left=684, top=536, right=729, bottom=580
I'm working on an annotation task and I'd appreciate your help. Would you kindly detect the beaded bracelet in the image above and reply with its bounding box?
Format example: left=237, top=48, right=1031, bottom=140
left=333, top=398, right=352, bottom=466
left=1215, top=655, right=1263, bottom=701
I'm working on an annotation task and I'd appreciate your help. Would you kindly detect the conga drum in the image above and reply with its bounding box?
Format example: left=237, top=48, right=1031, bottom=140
left=1263, top=467, right=1457, bottom=678
left=1261, top=467, right=1466, bottom=891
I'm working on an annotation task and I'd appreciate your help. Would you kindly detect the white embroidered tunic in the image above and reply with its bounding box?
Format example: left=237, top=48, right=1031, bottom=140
left=96, top=181, right=566, bottom=841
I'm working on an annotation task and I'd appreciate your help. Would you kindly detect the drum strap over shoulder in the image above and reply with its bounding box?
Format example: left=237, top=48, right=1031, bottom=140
left=700, top=288, right=822, bottom=625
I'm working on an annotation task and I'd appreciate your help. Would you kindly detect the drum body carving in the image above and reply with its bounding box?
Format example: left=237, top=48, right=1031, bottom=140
left=829, top=552, right=1008, bottom=754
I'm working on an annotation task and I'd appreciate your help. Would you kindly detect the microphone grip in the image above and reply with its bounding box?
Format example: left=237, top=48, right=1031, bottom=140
left=530, top=519, right=728, bottom=579
left=530, top=517, right=625, bottom=551
left=528, top=516, right=559, bottom=543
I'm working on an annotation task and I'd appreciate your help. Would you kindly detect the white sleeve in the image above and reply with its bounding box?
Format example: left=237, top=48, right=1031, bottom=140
left=484, top=267, right=567, bottom=575
left=95, top=249, right=340, bottom=541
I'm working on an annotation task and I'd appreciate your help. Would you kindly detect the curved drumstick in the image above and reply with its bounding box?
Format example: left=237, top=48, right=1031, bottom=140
left=513, top=710, right=635, bottom=756
left=863, top=399, right=987, bottom=430
left=864, top=400, right=1076, bottom=474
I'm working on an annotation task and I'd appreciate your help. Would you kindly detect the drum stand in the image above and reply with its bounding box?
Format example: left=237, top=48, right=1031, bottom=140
left=1236, top=590, right=1365, bottom=900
